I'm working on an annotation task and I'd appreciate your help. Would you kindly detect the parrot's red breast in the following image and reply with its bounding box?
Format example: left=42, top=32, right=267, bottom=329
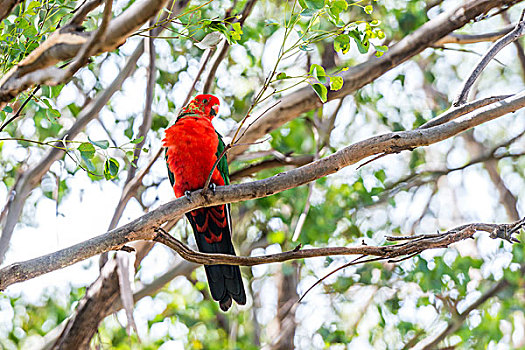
left=163, top=117, right=224, bottom=198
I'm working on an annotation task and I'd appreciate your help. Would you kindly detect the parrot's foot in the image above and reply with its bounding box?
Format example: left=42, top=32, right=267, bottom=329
left=184, top=190, right=192, bottom=199
left=208, top=183, right=216, bottom=194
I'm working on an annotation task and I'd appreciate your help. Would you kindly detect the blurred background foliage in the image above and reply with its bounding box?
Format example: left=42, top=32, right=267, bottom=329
left=0, top=0, right=525, bottom=349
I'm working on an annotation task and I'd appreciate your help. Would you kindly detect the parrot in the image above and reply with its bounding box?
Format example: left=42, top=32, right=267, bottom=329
left=162, top=94, right=246, bottom=311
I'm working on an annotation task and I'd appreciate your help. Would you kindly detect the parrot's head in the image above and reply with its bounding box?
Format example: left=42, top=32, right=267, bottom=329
left=191, top=94, right=220, bottom=119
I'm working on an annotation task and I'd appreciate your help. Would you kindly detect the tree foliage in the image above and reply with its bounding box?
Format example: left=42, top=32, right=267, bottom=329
left=0, top=0, right=525, bottom=349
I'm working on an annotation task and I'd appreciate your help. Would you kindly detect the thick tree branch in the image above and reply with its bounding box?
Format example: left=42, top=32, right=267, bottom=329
left=0, top=0, right=21, bottom=22
left=2, top=93, right=525, bottom=290
left=0, top=0, right=169, bottom=107
left=70, top=0, right=105, bottom=26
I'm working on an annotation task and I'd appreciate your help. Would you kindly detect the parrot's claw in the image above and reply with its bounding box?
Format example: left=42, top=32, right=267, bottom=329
left=184, top=190, right=192, bottom=199
left=208, top=183, right=216, bottom=194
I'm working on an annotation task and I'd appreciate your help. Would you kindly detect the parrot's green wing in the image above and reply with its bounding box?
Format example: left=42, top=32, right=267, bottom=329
left=215, top=132, right=230, bottom=186
left=165, top=148, right=175, bottom=187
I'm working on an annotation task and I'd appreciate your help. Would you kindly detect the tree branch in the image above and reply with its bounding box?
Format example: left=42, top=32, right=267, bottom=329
left=0, top=0, right=170, bottom=107
left=229, top=153, right=314, bottom=181
left=417, top=278, right=512, bottom=349
left=2, top=92, right=525, bottom=289
left=434, top=24, right=514, bottom=45
left=201, top=0, right=258, bottom=93
left=453, top=9, right=525, bottom=106
left=229, top=0, right=523, bottom=159
left=420, top=95, right=512, bottom=129
left=0, top=0, right=21, bottom=22
left=0, top=43, right=144, bottom=264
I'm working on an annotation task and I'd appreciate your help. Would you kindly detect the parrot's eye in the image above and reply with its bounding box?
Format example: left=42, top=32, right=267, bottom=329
left=201, top=98, right=208, bottom=104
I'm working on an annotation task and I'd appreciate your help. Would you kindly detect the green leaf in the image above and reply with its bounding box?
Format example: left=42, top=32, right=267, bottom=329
left=364, top=5, right=373, bottom=14
left=328, top=0, right=347, bottom=22
left=298, top=0, right=308, bottom=9
left=312, top=83, right=327, bottom=102
left=348, top=30, right=369, bottom=54
left=332, top=0, right=348, bottom=12
left=374, top=45, right=388, bottom=57
left=195, top=32, right=223, bottom=49
left=151, top=115, right=168, bottom=131
left=130, top=136, right=144, bottom=144
left=299, top=44, right=313, bottom=51
left=268, top=230, right=285, bottom=244
left=229, top=22, right=243, bottom=42
left=104, top=158, right=119, bottom=180
left=305, top=0, right=324, bottom=10
left=88, top=136, right=109, bottom=149
left=78, top=142, right=95, bottom=159
left=334, top=34, right=350, bottom=54
left=329, top=76, right=343, bottom=91
left=300, top=8, right=317, bottom=17
left=276, top=72, right=288, bottom=80
left=374, top=169, right=386, bottom=183
left=48, top=108, right=60, bottom=118
left=84, top=158, right=96, bottom=172
left=309, top=64, right=326, bottom=83
left=26, top=1, right=40, bottom=11
left=42, top=98, right=53, bottom=109
left=2, top=106, right=12, bottom=113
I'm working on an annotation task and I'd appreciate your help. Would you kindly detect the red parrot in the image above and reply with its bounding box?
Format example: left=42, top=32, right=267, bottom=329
left=163, top=94, right=246, bottom=311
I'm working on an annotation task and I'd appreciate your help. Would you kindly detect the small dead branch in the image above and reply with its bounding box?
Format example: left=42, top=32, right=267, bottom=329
left=151, top=218, right=524, bottom=268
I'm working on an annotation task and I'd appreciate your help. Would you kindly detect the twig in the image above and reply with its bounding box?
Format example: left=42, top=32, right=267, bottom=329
left=453, top=9, right=525, bottom=107
left=182, top=48, right=214, bottom=106
left=229, top=153, right=314, bottom=181
left=420, top=94, right=512, bottom=129
left=291, top=118, right=320, bottom=241
left=0, top=85, right=40, bottom=132
left=298, top=255, right=385, bottom=303
left=235, top=100, right=281, bottom=143
left=297, top=218, right=524, bottom=302
left=434, top=24, right=514, bottom=45
left=502, top=11, right=525, bottom=83
left=69, top=0, right=104, bottom=26
left=202, top=100, right=281, bottom=193
left=416, top=277, right=513, bottom=349
left=61, top=0, right=113, bottom=82
left=201, top=0, right=258, bottom=93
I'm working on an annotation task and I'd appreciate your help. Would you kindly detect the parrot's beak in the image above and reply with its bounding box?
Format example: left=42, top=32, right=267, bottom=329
left=210, top=104, right=219, bottom=117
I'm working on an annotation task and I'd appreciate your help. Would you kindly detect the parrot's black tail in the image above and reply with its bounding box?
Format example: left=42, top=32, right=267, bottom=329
left=186, top=206, right=246, bottom=311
